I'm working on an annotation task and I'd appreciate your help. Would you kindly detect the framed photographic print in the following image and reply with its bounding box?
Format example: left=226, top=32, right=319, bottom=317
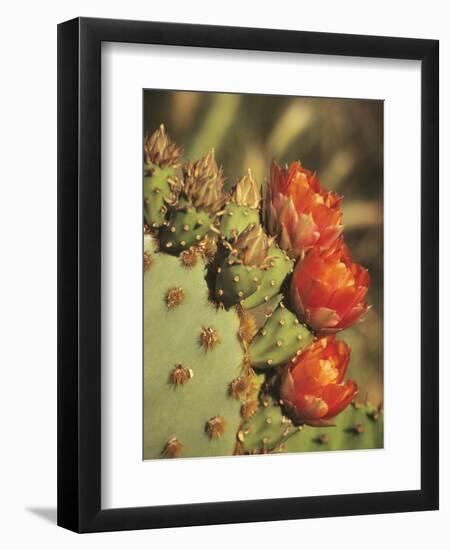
left=57, top=17, right=439, bottom=532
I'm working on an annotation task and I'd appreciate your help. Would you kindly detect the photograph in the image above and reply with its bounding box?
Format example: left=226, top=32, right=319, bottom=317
left=0, top=0, right=443, bottom=543
left=142, top=90, right=384, bottom=460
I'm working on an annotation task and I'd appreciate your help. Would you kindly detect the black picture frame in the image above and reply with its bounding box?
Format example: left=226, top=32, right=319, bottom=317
left=57, top=17, right=439, bottom=533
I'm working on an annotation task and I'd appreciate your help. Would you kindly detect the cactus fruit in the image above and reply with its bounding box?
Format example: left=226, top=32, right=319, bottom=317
left=143, top=125, right=182, bottom=229
left=238, top=395, right=383, bottom=454
left=248, top=303, right=313, bottom=368
left=159, top=197, right=216, bottom=253
left=242, top=245, right=293, bottom=309
left=143, top=124, right=381, bottom=459
left=220, top=170, right=261, bottom=240
left=159, top=150, right=226, bottom=253
left=215, top=226, right=294, bottom=309
left=143, top=169, right=176, bottom=229
left=144, top=234, right=246, bottom=459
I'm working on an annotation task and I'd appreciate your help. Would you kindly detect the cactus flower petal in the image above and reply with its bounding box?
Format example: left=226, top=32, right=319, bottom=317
left=266, top=161, right=343, bottom=258
left=290, top=239, right=370, bottom=333
left=320, top=380, right=358, bottom=419
left=280, top=335, right=357, bottom=426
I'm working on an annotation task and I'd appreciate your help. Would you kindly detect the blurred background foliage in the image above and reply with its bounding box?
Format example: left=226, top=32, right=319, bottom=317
left=144, top=90, right=384, bottom=406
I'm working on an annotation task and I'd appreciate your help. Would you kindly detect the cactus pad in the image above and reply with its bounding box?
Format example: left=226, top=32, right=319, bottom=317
left=143, top=235, right=245, bottom=459
left=215, top=243, right=293, bottom=309
left=141, top=124, right=382, bottom=460
left=249, top=304, right=313, bottom=368
left=239, top=395, right=383, bottom=454
left=220, top=203, right=260, bottom=240
left=242, top=245, right=293, bottom=309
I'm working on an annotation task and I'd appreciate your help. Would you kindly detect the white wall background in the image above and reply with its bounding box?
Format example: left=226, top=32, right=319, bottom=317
left=0, top=0, right=447, bottom=547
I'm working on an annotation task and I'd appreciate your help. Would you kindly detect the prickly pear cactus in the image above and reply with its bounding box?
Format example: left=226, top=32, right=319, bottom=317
left=142, top=124, right=382, bottom=459
left=159, top=150, right=225, bottom=253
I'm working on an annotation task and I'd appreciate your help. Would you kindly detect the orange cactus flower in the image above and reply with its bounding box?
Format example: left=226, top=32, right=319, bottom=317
left=266, top=160, right=343, bottom=259
left=290, top=239, right=370, bottom=333
left=280, top=336, right=357, bottom=426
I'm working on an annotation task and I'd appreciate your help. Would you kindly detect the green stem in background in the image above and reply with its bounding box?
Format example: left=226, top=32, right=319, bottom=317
left=265, top=101, right=314, bottom=159
left=187, top=94, right=241, bottom=169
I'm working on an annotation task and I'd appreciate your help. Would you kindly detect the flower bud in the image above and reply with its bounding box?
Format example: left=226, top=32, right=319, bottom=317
left=144, top=124, right=182, bottom=168
left=233, top=169, right=261, bottom=209
left=234, top=224, right=272, bottom=267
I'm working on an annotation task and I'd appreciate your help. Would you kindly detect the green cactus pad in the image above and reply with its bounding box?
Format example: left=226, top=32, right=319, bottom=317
left=215, top=244, right=293, bottom=309
left=284, top=402, right=384, bottom=453
left=240, top=396, right=383, bottom=454
left=159, top=198, right=214, bottom=254
left=249, top=305, right=313, bottom=368
left=242, top=245, right=293, bottom=309
left=143, top=165, right=177, bottom=228
left=219, top=203, right=260, bottom=240
left=238, top=395, right=296, bottom=454
left=216, top=262, right=263, bottom=305
left=143, top=235, right=245, bottom=459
